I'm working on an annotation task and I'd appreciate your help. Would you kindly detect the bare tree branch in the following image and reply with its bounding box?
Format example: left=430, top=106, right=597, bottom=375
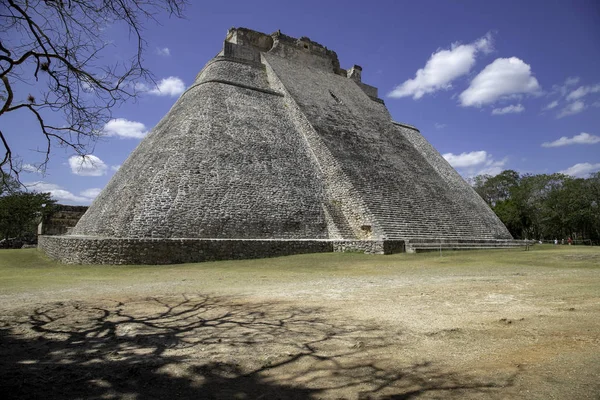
left=0, top=0, right=187, bottom=189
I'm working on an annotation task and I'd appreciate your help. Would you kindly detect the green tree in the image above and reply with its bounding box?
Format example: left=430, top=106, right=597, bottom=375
left=0, top=170, right=19, bottom=195
left=473, top=169, right=600, bottom=243
left=492, top=199, right=523, bottom=238
left=586, top=172, right=600, bottom=241
left=0, top=191, right=55, bottom=241
left=473, top=170, right=520, bottom=207
left=472, top=170, right=527, bottom=238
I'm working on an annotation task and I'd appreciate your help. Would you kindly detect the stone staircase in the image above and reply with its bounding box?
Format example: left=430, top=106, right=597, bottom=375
left=404, top=238, right=530, bottom=253
left=364, top=190, right=498, bottom=241
left=323, top=202, right=358, bottom=238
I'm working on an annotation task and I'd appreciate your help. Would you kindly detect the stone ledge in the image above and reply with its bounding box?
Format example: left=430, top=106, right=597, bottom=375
left=369, top=96, right=385, bottom=104
left=38, top=236, right=405, bottom=265
left=184, top=79, right=284, bottom=99
left=392, top=121, right=420, bottom=132
left=202, top=56, right=265, bottom=72
left=404, top=238, right=530, bottom=253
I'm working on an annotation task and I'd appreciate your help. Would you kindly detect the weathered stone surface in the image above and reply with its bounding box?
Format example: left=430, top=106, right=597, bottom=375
left=38, top=205, right=88, bottom=236
left=39, top=27, right=512, bottom=265
left=38, top=236, right=404, bottom=264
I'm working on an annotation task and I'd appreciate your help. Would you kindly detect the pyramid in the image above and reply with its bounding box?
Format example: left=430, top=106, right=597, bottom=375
left=39, top=28, right=513, bottom=264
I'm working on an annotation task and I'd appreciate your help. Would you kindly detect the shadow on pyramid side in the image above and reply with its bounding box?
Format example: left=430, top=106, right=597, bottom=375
left=39, top=28, right=517, bottom=264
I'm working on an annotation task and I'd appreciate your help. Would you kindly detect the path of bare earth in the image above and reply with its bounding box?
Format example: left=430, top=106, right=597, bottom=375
left=0, top=247, right=599, bottom=399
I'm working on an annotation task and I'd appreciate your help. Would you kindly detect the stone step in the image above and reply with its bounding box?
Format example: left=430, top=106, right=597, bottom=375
left=411, top=246, right=524, bottom=253
left=406, top=238, right=524, bottom=244
left=324, top=202, right=356, bottom=238
left=404, top=238, right=529, bottom=253
left=363, top=192, right=502, bottom=240
left=410, top=243, right=523, bottom=248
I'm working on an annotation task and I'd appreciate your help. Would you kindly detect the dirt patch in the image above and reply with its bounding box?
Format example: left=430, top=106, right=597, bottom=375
left=0, top=294, right=523, bottom=399
left=0, top=250, right=599, bottom=399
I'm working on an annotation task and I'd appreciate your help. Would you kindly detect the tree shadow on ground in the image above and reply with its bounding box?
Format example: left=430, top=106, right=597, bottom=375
left=0, top=294, right=518, bottom=399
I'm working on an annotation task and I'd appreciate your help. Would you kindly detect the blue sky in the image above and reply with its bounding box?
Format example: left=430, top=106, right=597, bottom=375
left=6, top=0, right=600, bottom=204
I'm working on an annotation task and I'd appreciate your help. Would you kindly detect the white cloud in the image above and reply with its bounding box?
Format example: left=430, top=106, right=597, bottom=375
left=459, top=57, right=541, bottom=106
left=388, top=33, right=493, bottom=99
left=68, top=155, right=108, bottom=176
left=434, top=122, right=447, bottom=129
left=81, top=80, right=94, bottom=93
left=111, top=165, right=121, bottom=171
left=26, top=182, right=100, bottom=204
left=543, top=77, right=590, bottom=113
left=557, top=100, right=585, bottom=118
left=542, top=132, right=600, bottom=148
left=476, top=158, right=507, bottom=177
left=443, top=150, right=488, bottom=168
left=551, top=76, right=580, bottom=97
left=566, top=84, right=600, bottom=101
left=80, top=188, right=102, bottom=199
left=566, top=87, right=588, bottom=101
left=156, top=47, right=171, bottom=56
left=559, top=163, right=600, bottom=178
left=543, top=100, right=559, bottom=110
left=22, top=164, right=41, bottom=174
left=565, top=76, right=580, bottom=86
left=546, top=80, right=599, bottom=117
left=135, top=76, right=186, bottom=97
left=150, top=77, right=185, bottom=97
left=444, top=150, right=507, bottom=177
left=103, top=118, right=148, bottom=139
left=491, top=104, right=525, bottom=115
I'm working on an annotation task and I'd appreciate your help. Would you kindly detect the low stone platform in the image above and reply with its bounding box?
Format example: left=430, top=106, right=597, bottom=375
left=38, top=236, right=405, bottom=265
left=404, top=238, right=530, bottom=253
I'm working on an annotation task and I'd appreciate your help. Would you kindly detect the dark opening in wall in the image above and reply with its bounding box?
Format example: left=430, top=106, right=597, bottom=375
left=329, top=90, right=342, bottom=104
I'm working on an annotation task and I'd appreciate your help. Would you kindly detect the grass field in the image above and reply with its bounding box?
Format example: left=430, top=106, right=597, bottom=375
left=1, top=245, right=598, bottom=293
left=0, top=245, right=599, bottom=399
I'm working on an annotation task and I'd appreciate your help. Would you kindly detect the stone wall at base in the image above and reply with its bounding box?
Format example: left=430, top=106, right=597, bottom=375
left=331, top=240, right=404, bottom=254
left=38, top=236, right=405, bottom=265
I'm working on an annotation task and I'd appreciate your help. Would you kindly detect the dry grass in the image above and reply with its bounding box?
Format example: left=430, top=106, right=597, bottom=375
left=0, top=245, right=599, bottom=399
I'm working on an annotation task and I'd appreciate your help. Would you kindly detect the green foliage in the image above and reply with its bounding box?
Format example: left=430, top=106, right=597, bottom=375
left=472, top=170, right=520, bottom=206
left=0, top=171, right=19, bottom=196
left=473, top=170, right=600, bottom=242
left=0, top=191, right=56, bottom=241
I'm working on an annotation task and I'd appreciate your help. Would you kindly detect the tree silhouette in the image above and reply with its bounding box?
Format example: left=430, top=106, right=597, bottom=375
left=0, top=294, right=517, bottom=399
left=0, top=0, right=187, bottom=189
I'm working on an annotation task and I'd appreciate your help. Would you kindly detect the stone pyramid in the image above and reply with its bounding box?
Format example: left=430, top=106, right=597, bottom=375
left=40, top=28, right=513, bottom=264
